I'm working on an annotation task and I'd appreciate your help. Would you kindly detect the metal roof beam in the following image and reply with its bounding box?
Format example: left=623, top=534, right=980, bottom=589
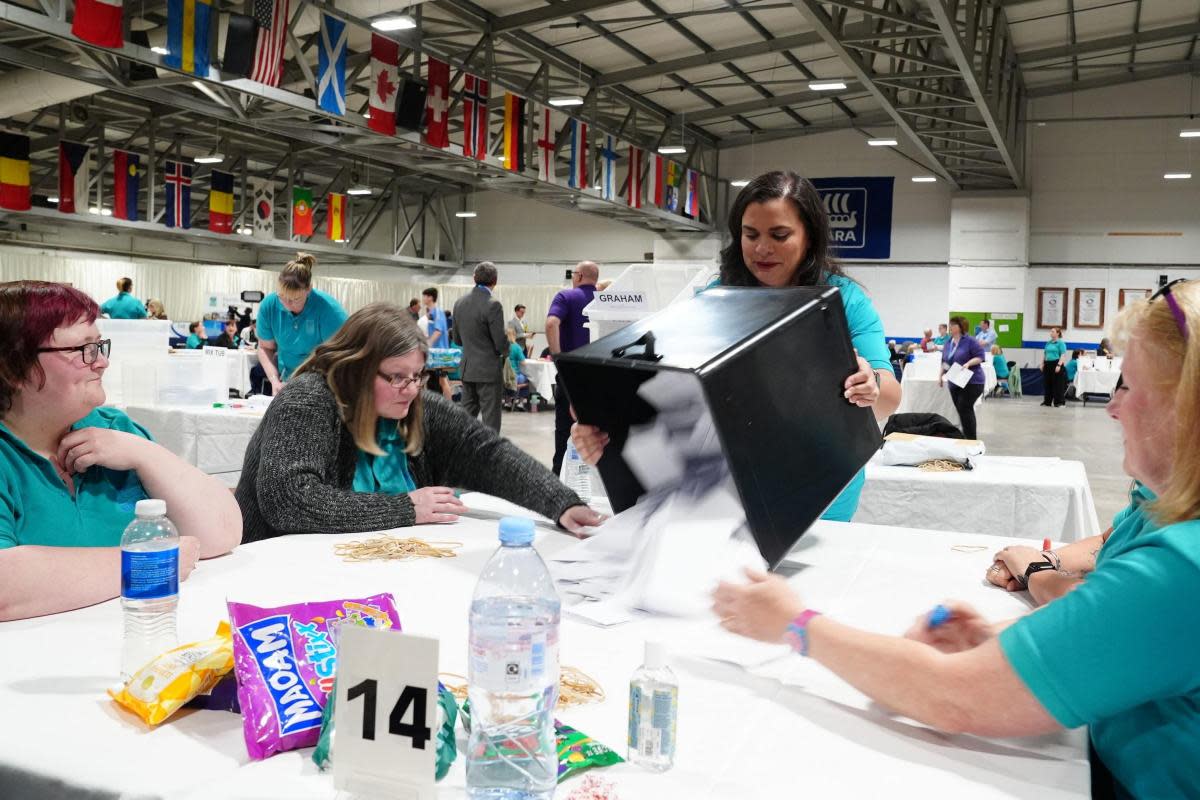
left=491, top=0, right=630, bottom=33
left=1026, top=59, right=1200, bottom=98
left=676, top=88, right=834, bottom=123
left=1020, top=21, right=1200, bottom=65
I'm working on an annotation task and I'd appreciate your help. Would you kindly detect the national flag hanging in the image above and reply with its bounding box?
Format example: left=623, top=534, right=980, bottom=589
left=317, top=14, right=348, bottom=116
left=664, top=160, right=681, bottom=213
left=250, top=0, right=290, bottom=87
left=292, top=186, right=313, bottom=237
left=599, top=135, right=618, bottom=201
left=567, top=119, right=588, bottom=189
left=424, top=58, right=450, bottom=148
left=221, top=13, right=257, bottom=78
left=503, top=93, right=527, bottom=172
left=396, top=77, right=428, bottom=132
left=326, top=192, right=347, bottom=241
left=536, top=106, right=556, bottom=183
left=164, top=0, right=213, bottom=76
left=209, top=170, right=234, bottom=233
left=0, top=133, right=31, bottom=211
left=685, top=169, right=700, bottom=218
left=71, top=0, right=123, bottom=48
left=163, top=160, right=192, bottom=228
left=113, top=150, right=139, bottom=221
left=627, top=146, right=644, bottom=208
left=58, top=141, right=90, bottom=215
left=249, top=177, right=274, bottom=239
left=463, top=74, right=489, bottom=160
left=368, top=34, right=399, bottom=135
left=648, top=154, right=665, bottom=208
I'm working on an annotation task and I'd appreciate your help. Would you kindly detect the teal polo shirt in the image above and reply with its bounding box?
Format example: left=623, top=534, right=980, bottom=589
left=100, top=292, right=147, bottom=320
left=707, top=274, right=890, bottom=522
left=256, top=289, right=349, bottom=380
left=0, top=408, right=153, bottom=549
left=999, top=486, right=1200, bottom=797
left=186, top=333, right=205, bottom=349
left=932, top=333, right=950, bottom=347
left=1065, top=359, right=1078, bottom=381
left=1043, top=339, right=1067, bottom=363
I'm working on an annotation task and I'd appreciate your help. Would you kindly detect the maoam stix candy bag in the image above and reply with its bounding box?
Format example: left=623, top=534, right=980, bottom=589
left=227, top=593, right=401, bottom=760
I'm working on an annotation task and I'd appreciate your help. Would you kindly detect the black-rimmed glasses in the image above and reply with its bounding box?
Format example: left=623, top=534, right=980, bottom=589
left=37, top=339, right=112, bottom=365
left=1149, top=278, right=1190, bottom=341
left=377, top=371, right=429, bottom=391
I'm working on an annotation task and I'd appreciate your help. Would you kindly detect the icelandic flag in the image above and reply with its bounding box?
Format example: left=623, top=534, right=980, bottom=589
left=164, top=160, right=192, bottom=229
left=599, top=135, right=617, bottom=201
left=112, top=150, right=139, bottom=221
left=317, top=13, right=348, bottom=116
left=567, top=119, right=587, bottom=189
left=164, top=0, right=212, bottom=76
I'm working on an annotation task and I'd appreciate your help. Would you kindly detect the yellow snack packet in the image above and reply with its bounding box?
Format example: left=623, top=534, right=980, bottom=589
left=108, top=622, right=234, bottom=726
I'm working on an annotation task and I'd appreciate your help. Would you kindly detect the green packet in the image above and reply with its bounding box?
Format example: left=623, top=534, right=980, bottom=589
left=555, top=721, right=623, bottom=783
left=313, top=679, right=459, bottom=781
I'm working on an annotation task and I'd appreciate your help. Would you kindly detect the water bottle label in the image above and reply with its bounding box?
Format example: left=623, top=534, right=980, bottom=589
left=469, top=633, right=557, bottom=694
left=121, top=548, right=179, bottom=600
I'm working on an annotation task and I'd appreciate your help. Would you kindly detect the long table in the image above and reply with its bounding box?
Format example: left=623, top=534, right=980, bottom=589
left=124, top=403, right=267, bottom=484
left=0, top=495, right=1088, bottom=799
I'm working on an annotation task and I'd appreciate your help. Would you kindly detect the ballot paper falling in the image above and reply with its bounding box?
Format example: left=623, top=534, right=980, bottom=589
left=550, top=370, right=766, bottom=625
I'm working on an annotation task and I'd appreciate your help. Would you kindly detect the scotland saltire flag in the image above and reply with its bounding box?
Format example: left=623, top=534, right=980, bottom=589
left=317, top=13, right=347, bottom=115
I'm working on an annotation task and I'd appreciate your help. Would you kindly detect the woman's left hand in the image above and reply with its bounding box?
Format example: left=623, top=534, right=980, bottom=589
left=844, top=354, right=880, bottom=407
left=993, top=545, right=1046, bottom=583
left=712, top=568, right=805, bottom=643
left=57, top=428, right=151, bottom=474
left=559, top=505, right=607, bottom=537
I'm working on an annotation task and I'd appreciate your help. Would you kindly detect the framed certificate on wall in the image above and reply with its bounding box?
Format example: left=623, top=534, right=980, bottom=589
left=1119, top=288, right=1151, bottom=309
left=1074, top=288, right=1105, bottom=329
left=1037, top=287, right=1068, bottom=329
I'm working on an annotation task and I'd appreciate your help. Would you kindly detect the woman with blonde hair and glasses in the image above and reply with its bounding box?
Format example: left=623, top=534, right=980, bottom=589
left=236, top=303, right=604, bottom=543
left=713, top=279, right=1200, bottom=798
left=255, top=252, right=348, bottom=395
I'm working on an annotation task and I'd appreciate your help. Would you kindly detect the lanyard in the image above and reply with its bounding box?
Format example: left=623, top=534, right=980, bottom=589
left=947, top=338, right=961, bottom=360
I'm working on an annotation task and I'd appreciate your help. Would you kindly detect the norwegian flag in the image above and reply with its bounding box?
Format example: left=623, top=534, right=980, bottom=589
left=536, top=106, right=556, bottom=183
left=647, top=154, right=665, bottom=208
left=627, top=145, right=644, bottom=208
left=250, top=0, right=290, bottom=87
left=368, top=34, right=399, bottom=135
left=567, top=118, right=587, bottom=190
left=463, top=74, right=489, bottom=160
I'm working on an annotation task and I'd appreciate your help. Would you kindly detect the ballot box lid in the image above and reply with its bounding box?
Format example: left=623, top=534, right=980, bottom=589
left=555, top=285, right=882, bottom=568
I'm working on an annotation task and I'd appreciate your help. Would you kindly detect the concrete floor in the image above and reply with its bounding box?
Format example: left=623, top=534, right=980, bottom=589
left=497, top=393, right=1131, bottom=531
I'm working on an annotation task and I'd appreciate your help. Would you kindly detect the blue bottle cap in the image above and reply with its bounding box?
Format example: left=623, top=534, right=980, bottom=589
left=498, top=517, right=535, bottom=546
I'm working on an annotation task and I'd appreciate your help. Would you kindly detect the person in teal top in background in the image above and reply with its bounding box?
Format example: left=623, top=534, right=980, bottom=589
left=99, top=277, right=147, bottom=320
left=185, top=321, right=206, bottom=349
left=0, top=281, right=241, bottom=621
left=256, top=252, right=348, bottom=394
left=570, top=171, right=901, bottom=522
left=1065, top=349, right=1082, bottom=383
left=1042, top=326, right=1068, bottom=407
left=713, top=280, right=1200, bottom=798
left=931, top=323, right=950, bottom=349
left=990, top=345, right=1009, bottom=379
left=506, top=327, right=527, bottom=385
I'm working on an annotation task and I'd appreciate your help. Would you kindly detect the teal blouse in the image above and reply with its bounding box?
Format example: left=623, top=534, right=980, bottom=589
left=352, top=419, right=418, bottom=495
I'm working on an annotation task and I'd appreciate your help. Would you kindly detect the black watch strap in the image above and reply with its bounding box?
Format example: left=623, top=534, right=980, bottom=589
left=1020, top=560, right=1058, bottom=588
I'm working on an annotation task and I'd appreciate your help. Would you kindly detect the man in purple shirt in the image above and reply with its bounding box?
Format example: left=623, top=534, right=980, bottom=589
left=546, top=260, right=599, bottom=474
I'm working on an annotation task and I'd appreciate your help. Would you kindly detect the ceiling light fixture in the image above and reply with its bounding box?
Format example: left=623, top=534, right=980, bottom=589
left=808, top=81, right=847, bottom=91
left=867, top=138, right=898, bottom=147
left=455, top=211, right=477, bottom=218
left=548, top=95, right=585, bottom=107
left=346, top=186, right=372, bottom=196
left=1164, top=172, right=1192, bottom=179
left=371, top=15, right=416, bottom=31
left=194, top=155, right=223, bottom=164
left=1180, top=129, right=1200, bottom=138
left=238, top=227, right=253, bottom=235
left=730, top=179, right=750, bottom=187
left=46, top=196, right=59, bottom=203
left=100, top=207, right=113, bottom=216
left=150, top=46, right=169, bottom=56
left=911, top=176, right=937, bottom=183
left=657, top=145, right=687, bottom=155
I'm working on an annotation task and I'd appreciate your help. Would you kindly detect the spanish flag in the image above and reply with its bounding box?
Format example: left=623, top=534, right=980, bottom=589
left=326, top=192, right=347, bottom=241
left=209, top=169, right=234, bottom=234
left=503, top=93, right=526, bottom=172
left=0, top=132, right=31, bottom=211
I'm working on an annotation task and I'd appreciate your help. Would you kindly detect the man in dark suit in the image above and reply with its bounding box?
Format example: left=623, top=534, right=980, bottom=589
left=451, top=261, right=507, bottom=432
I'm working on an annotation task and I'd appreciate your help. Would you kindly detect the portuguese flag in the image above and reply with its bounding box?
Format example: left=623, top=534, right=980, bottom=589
left=293, top=187, right=314, bottom=237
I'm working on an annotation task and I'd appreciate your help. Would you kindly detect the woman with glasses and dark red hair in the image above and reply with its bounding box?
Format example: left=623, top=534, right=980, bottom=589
left=0, top=281, right=242, bottom=622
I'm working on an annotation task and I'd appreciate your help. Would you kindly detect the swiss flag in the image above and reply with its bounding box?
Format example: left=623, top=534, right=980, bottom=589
left=424, top=58, right=450, bottom=149
left=368, top=34, right=399, bottom=136
left=72, top=0, right=124, bottom=48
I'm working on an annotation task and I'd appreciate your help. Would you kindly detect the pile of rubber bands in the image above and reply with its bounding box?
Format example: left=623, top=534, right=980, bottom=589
left=334, top=536, right=462, bottom=562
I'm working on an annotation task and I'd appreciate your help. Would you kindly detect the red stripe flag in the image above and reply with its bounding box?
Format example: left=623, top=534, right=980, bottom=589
left=648, top=154, right=665, bottom=208
left=368, top=34, right=399, bottom=136
left=627, top=145, right=644, bottom=208
left=72, top=0, right=123, bottom=47
left=424, top=58, right=450, bottom=149
left=463, top=74, right=489, bottom=160
left=250, top=0, right=290, bottom=87
left=537, top=106, right=555, bottom=183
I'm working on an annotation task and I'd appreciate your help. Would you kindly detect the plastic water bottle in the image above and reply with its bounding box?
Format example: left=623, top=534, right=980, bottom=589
left=627, top=641, right=678, bottom=772
left=467, top=517, right=561, bottom=800
left=120, top=499, right=180, bottom=681
left=563, top=439, right=592, bottom=503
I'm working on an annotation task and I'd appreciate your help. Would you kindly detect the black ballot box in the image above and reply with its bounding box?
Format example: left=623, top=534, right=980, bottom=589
left=554, top=285, right=882, bottom=568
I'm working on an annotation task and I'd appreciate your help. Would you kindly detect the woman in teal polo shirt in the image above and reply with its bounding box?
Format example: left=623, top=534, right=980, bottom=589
left=99, top=277, right=147, bottom=320
left=713, top=280, right=1200, bottom=797
left=571, top=171, right=901, bottom=521
left=0, top=281, right=242, bottom=621
left=256, top=252, right=349, bottom=395
left=1042, top=326, right=1068, bottom=407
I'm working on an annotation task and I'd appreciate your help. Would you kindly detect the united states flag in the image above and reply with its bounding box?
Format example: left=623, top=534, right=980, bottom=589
left=251, top=0, right=290, bottom=87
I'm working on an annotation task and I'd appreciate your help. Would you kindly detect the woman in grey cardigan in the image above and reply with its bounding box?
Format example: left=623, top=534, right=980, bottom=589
left=236, top=302, right=602, bottom=543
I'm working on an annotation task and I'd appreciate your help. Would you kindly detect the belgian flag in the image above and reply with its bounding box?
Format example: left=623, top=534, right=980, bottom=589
left=0, top=132, right=31, bottom=211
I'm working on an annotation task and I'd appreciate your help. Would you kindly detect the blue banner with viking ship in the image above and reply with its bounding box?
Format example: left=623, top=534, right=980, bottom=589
left=810, top=177, right=894, bottom=259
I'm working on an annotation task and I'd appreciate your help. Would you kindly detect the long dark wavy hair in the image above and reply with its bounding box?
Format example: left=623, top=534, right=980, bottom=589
left=718, top=171, right=848, bottom=287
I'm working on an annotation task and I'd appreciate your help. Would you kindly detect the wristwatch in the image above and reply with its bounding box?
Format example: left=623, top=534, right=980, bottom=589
left=1019, top=559, right=1058, bottom=588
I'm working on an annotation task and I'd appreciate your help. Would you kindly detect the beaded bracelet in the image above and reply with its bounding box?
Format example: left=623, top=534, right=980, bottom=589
left=783, top=609, right=823, bottom=657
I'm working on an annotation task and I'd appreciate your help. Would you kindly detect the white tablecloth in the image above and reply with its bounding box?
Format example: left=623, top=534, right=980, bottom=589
left=1075, top=369, right=1120, bottom=396
left=125, top=404, right=266, bottom=478
left=855, top=455, right=1102, bottom=542
left=522, top=358, right=558, bottom=397
left=227, top=350, right=259, bottom=397
left=0, top=494, right=1087, bottom=798
left=895, top=374, right=986, bottom=432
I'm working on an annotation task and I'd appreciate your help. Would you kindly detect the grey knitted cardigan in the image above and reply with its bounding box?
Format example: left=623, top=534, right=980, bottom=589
left=236, top=371, right=583, bottom=543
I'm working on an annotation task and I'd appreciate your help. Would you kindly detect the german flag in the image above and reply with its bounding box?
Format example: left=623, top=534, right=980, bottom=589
left=0, top=132, right=31, bottom=211
left=209, top=170, right=234, bottom=233
left=326, top=192, right=347, bottom=241
left=503, top=93, right=526, bottom=172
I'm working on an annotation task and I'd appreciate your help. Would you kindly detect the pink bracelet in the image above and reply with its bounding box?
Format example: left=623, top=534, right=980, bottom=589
left=783, top=609, right=823, bottom=657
